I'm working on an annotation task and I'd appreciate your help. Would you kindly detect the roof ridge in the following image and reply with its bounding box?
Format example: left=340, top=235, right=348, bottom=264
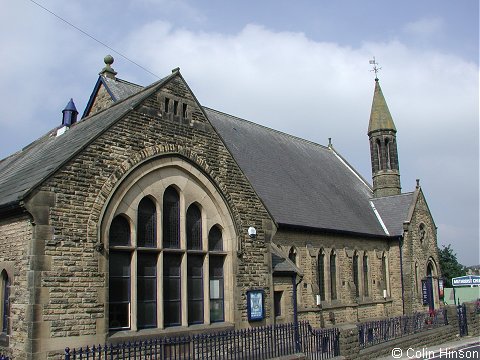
left=203, top=106, right=330, bottom=151
left=111, top=77, right=144, bottom=89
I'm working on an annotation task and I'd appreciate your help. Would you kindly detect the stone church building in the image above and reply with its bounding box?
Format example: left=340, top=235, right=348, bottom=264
left=0, top=56, right=441, bottom=359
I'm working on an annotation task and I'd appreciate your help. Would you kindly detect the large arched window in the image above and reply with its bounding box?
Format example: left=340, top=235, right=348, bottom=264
left=330, top=251, right=337, bottom=301
left=1, top=270, right=9, bottom=335
left=163, top=187, right=180, bottom=248
left=105, top=159, right=234, bottom=332
left=353, top=252, right=359, bottom=298
left=137, top=197, right=156, bottom=247
left=317, top=250, right=325, bottom=301
left=363, top=253, right=369, bottom=297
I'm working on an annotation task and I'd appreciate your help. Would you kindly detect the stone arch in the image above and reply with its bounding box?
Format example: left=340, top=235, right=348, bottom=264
left=87, top=144, right=242, bottom=246
left=100, top=155, right=239, bottom=329
left=425, top=257, right=439, bottom=310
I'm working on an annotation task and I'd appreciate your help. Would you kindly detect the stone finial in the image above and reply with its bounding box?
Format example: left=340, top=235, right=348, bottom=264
left=171, top=67, right=180, bottom=73
left=416, top=179, right=420, bottom=188
left=99, top=55, right=117, bottom=79
left=328, top=138, right=332, bottom=148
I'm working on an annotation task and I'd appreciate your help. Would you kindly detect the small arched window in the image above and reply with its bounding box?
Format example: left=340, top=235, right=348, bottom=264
left=137, top=197, right=156, bottom=247
left=208, top=226, right=223, bottom=251
left=288, top=247, right=297, bottom=266
left=363, top=253, right=369, bottom=297
left=353, top=252, right=360, bottom=298
left=330, top=251, right=337, bottom=300
left=376, top=139, right=382, bottom=170
left=318, top=251, right=325, bottom=301
left=382, top=253, right=389, bottom=296
left=187, top=204, right=202, bottom=250
left=415, top=262, right=419, bottom=294
left=385, top=138, right=391, bottom=170
left=1, top=270, right=9, bottom=334
left=419, top=223, right=426, bottom=243
left=109, top=215, right=131, bottom=246
left=163, top=187, right=180, bottom=248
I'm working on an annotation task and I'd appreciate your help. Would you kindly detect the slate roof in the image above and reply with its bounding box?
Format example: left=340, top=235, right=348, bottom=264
left=0, top=70, right=411, bottom=239
left=103, top=77, right=144, bottom=102
left=205, top=108, right=386, bottom=236
left=82, top=76, right=144, bottom=118
left=0, top=75, right=173, bottom=209
left=371, top=192, right=415, bottom=236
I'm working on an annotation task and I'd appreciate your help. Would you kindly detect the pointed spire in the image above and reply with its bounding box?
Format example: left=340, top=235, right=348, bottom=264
left=368, top=79, right=396, bottom=135
left=99, top=55, right=117, bottom=79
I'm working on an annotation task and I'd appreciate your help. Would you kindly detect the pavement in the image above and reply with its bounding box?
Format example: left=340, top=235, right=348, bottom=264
left=375, top=335, right=480, bottom=359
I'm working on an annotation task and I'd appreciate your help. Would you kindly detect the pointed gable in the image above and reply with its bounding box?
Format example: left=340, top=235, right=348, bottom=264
left=0, top=74, right=175, bottom=209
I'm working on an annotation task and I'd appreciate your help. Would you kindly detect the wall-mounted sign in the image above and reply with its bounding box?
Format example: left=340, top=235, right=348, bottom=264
left=452, top=275, right=480, bottom=287
left=247, top=290, right=264, bottom=321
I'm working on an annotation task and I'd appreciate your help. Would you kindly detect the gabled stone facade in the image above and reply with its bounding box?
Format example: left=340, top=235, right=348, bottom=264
left=0, top=60, right=442, bottom=360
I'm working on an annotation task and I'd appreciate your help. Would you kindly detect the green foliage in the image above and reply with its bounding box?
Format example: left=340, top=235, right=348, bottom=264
left=438, top=244, right=466, bottom=287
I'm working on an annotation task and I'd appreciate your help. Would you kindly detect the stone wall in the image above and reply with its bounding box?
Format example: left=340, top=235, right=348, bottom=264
left=337, top=304, right=479, bottom=360
left=0, top=215, right=32, bottom=360
left=273, top=276, right=294, bottom=324
left=274, top=229, right=401, bottom=327
left=402, top=189, right=441, bottom=314
left=21, top=74, right=274, bottom=358
left=87, top=83, right=114, bottom=116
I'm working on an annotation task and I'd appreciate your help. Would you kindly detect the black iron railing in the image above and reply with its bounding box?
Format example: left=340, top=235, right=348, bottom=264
left=64, top=321, right=340, bottom=360
left=300, top=323, right=340, bottom=360
left=358, top=308, right=448, bottom=349
left=457, top=303, right=468, bottom=337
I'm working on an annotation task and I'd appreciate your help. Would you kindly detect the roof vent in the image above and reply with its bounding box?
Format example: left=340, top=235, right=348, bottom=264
left=62, top=98, right=78, bottom=126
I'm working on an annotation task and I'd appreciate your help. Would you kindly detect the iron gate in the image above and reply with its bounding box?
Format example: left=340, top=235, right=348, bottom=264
left=457, top=303, right=468, bottom=337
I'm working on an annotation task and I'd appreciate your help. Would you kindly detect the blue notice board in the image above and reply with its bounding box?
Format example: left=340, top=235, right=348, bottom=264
left=247, top=290, right=264, bottom=321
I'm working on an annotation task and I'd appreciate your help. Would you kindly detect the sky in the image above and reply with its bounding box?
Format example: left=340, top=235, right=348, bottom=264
left=0, top=0, right=478, bottom=266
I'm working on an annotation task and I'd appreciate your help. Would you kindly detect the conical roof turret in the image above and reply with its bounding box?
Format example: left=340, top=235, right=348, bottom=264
left=368, top=78, right=396, bottom=134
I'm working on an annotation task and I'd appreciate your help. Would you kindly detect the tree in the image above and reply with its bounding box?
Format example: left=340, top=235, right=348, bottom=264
left=438, top=244, right=466, bottom=287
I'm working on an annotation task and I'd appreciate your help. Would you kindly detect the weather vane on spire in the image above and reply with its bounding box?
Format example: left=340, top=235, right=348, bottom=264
left=369, top=57, right=381, bottom=80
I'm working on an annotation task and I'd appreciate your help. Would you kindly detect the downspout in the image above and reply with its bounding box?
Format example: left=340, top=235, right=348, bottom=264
left=292, top=274, right=303, bottom=353
left=398, top=236, right=405, bottom=315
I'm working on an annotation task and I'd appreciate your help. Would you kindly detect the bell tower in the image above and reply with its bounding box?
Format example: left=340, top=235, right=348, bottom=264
left=368, top=75, right=401, bottom=197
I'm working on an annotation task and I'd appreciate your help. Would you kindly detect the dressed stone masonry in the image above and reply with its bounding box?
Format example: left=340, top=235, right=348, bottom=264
left=0, top=57, right=442, bottom=360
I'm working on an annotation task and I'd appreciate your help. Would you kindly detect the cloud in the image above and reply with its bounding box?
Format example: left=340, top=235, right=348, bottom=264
left=119, top=21, right=480, bottom=265
left=0, top=6, right=477, bottom=265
